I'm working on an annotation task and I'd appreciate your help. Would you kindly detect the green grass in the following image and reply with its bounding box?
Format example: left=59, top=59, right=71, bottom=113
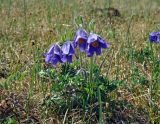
left=0, top=0, right=160, bottom=123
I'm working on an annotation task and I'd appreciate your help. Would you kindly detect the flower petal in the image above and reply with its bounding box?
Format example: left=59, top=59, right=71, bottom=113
left=87, top=46, right=94, bottom=57
left=61, top=55, right=67, bottom=63
left=62, top=41, right=75, bottom=55
left=51, top=57, right=59, bottom=65
left=54, top=44, right=62, bottom=55
left=55, top=54, right=62, bottom=63
left=79, top=43, right=87, bottom=52
left=157, top=32, right=160, bottom=42
left=45, top=54, right=53, bottom=63
left=98, top=37, right=109, bottom=48
left=87, top=34, right=98, bottom=44
left=47, top=44, right=55, bottom=54
left=77, top=28, right=88, bottom=37
left=75, top=28, right=88, bottom=42
left=95, top=46, right=101, bottom=55
left=150, top=32, right=157, bottom=42
left=62, top=41, right=70, bottom=54
left=68, top=43, right=75, bottom=55
left=67, top=55, right=73, bottom=63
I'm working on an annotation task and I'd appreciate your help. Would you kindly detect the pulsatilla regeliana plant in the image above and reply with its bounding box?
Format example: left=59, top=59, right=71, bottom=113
left=44, top=27, right=110, bottom=92
left=42, top=26, right=112, bottom=117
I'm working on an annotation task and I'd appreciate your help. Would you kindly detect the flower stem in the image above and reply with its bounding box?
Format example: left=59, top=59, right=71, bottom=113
left=98, top=87, right=103, bottom=124
left=89, top=57, right=93, bottom=84
left=80, top=52, right=83, bottom=68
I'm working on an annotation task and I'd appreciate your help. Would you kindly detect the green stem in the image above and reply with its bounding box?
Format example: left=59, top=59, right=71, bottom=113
left=98, top=87, right=102, bottom=124
left=65, top=62, right=69, bottom=74
left=80, top=52, right=83, bottom=68
left=89, top=57, right=93, bottom=85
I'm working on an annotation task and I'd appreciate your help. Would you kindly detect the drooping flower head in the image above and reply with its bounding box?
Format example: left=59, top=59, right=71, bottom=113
left=45, top=43, right=62, bottom=66
left=61, top=41, right=75, bottom=63
left=74, top=28, right=88, bottom=52
left=87, top=33, right=109, bottom=57
left=149, top=32, right=160, bottom=43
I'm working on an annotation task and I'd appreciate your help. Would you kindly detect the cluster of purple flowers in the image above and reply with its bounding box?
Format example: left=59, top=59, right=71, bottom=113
left=149, top=32, right=160, bottom=43
left=45, top=28, right=109, bottom=66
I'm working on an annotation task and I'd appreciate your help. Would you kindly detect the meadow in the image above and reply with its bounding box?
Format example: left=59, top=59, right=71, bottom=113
left=0, top=0, right=160, bottom=123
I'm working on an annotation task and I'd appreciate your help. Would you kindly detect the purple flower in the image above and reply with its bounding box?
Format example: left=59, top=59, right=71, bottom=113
left=74, top=28, right=88, bottom=52
left=87, top=34, right=109, bottom=57
left=45, top=43, right=62, bottom=66
left=61, top=41, right=75, bottom=63
left=149, top=32, right=160, bottom=43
